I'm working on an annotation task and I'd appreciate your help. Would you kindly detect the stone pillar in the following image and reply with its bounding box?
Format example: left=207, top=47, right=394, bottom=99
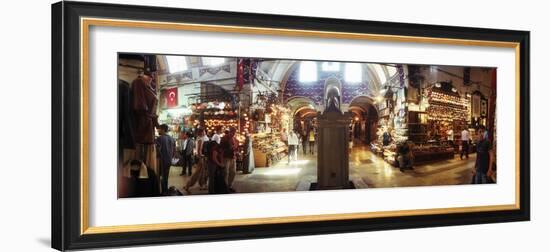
left=316, top=111, right=351, bottom=189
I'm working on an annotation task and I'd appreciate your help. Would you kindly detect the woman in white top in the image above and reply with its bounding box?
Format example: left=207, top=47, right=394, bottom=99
left=287, top=131, right=299, bottom=164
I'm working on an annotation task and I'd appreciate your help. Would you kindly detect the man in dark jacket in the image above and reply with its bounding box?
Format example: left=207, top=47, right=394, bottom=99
left=473, top=128, right=492, bottom=184
left=220, top=127, right=238, bottom=191
left=156, top=124, right=175, bottom=194
left=182, top=132, right=195, bottom=176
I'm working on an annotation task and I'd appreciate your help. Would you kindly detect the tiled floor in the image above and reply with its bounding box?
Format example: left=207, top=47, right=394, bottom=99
left=167, top=143, right=477, bottom=196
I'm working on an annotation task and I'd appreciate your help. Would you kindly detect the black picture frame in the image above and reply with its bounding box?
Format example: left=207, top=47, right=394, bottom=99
left=52, top=1, right=530, bottom=251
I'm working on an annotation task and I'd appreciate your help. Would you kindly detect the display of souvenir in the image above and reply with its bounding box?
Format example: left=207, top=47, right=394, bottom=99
left=252, top=133, right=287, bottom=167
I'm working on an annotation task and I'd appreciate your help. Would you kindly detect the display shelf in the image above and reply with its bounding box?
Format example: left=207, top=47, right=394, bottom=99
left=252, top=133, right=287, bottom=167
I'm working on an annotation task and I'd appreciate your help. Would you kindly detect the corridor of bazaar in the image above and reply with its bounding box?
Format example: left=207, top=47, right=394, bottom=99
left=118, top=53, right=497, bottom=198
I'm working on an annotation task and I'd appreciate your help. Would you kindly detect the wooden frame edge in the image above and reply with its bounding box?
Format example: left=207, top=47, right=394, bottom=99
left=78, top=17, right=524, bottom=235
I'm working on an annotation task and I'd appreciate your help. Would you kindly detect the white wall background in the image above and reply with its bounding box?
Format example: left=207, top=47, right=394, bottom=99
left=0, top=0, right=546, bottom=251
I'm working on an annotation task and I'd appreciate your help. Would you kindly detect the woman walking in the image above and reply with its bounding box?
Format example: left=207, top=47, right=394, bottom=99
left=183, top=129, right=208, bottom=194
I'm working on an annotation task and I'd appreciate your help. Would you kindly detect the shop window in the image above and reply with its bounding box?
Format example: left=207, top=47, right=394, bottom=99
left=166, top=56, right=188, bottom=73
left=322, top=62, right=340, bottom=71
left=299, top=61, right=318, bottom=82
left=345, top=63, right=362, bottom=83
left=202, top=57, right=225, bottom=66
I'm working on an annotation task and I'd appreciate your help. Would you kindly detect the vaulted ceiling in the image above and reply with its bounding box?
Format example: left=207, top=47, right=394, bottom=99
left=155, top=55, right=399, bottom=98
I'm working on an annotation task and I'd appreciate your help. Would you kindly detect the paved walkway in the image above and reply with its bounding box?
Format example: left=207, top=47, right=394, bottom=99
left=167, top=143, right=476, bottom=195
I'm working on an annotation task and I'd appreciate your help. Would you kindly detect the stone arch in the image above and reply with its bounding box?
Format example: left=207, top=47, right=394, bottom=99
left=349, top=95, right=379, bottom=144
left=285, top=96, right=318, bottom=134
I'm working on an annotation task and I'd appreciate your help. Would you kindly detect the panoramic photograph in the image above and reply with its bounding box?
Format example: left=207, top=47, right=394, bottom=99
left=117, top=53, right=497, bottom=198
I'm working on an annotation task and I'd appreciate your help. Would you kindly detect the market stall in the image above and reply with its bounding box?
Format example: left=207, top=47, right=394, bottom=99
left=251, top=133, right=287, bottom=167
left=372, top=81, right=476, bottom=166
left=249, top=103, right=290, bottom=167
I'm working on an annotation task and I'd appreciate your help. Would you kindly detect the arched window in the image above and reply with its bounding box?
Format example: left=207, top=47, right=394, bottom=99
left=345, top=63, right=362, bottom=83
left=299, top=61, right=318, bottom=82
left=166, top=56, right=188, bottom=73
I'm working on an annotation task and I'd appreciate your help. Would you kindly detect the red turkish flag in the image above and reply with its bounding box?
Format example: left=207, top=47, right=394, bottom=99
left=165, top=87, right=178, bottom=108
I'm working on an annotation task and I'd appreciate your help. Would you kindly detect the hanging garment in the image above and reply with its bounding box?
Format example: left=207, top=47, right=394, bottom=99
left=132, top=75, right=159, bottom=144
left=122, top=148, right=136, bottom=166
left=136, top=143, right=159, bottom=176
left=118, top=80, right=135, bottom=149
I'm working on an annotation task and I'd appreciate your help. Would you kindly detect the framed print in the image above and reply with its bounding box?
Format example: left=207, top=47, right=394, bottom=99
left=51, top=1, right=530, bottom=251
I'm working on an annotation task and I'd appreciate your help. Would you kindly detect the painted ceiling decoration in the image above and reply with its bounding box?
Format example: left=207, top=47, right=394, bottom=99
left=167, top=71, right=193, bottom=83
left=198, top=64, right=231, bottom=76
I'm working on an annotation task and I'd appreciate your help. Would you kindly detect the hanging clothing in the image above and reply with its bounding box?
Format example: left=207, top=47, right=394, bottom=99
left=118, top=80, right=135, bottom=150
left=132, top=75, right=159, bottom=144
left=135, top=143, right=159, bottom=176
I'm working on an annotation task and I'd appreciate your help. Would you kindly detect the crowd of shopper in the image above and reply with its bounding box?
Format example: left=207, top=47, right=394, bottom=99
left=145, top=124, right=255, bottom=196
left=283, top=128, right=317, bottom=165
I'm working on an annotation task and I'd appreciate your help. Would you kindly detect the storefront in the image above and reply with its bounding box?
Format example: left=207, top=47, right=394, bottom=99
left=249, top=102, right=290, bottom=167
left=371, top=66, right=495, bottom=167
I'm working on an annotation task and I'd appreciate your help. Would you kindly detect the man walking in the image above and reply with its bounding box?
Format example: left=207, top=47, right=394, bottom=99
left=155, top=124, right=175, bottom=194
left=178, top=131, right=187, bottom=175
left=473, top=127, right=492, bottom=184
left=460, top=128, right=470, bottom=159
left=182, top=132, right=195, bottom=176
left=220, top=127, right=238, bottom=192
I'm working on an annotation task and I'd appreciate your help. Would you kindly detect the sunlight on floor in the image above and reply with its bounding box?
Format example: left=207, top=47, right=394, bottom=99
left=262, top=167, right=302, bottom=176
left=382, top=163, right=395, bottom=178
left=289, top=159, right=310, bottom=166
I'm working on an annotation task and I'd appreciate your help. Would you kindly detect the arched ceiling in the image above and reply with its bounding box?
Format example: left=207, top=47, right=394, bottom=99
left=256, top=60, right=399, bottom=95
left=156, top=55, right=399, bottom=101
left=349, top=96, right=379, bottom=118
left=296, top=109, right=318, bottom=118
left=254, top=60, right=296, bottom=93
left=286, top=96, right=316, bottom=114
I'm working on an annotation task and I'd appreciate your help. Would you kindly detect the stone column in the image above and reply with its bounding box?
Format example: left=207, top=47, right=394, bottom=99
left=316, top=111, right=351, bottom=189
